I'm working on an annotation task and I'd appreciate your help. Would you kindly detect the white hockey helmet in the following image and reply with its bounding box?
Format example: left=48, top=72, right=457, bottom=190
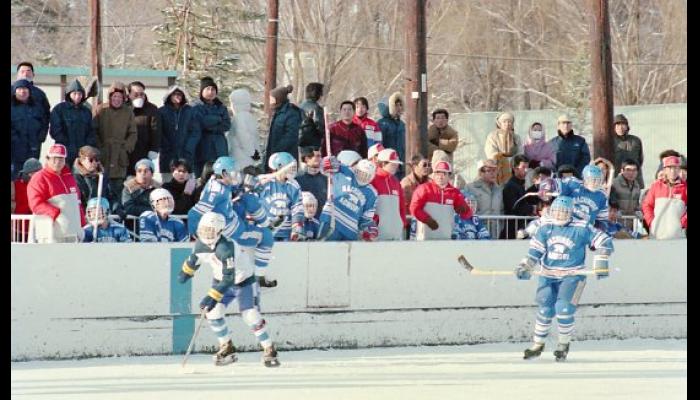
left=353, top=159, right=376, bottom=186
left=197, top=211, right=226, bottom=247
left=150, top=188, right=174, bottom=215
left=301, top=191, right=318, bottom=218
left=337, top=150, right=362, bottom=167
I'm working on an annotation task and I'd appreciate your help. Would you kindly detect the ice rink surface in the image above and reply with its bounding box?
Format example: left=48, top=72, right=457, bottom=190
left=12, top=338, right=686, bottom=400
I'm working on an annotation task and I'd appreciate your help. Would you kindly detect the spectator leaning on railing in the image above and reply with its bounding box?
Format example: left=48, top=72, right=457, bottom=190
left=642, top=155, right=687, bottom=239
left=371, top=148, right=407, bottom=240
left=610, top=159, right=642, bottom=217
left=400, top=155, right=431, bottom=219
left=501, top=154, right=533, bottom=239
left=466, top=159, right=504, bottom=239
left=122, top=158, right=160, bottom=218
left=161, top=158, right=197, bottom=216
left=72, top=145, right=119, bottom=215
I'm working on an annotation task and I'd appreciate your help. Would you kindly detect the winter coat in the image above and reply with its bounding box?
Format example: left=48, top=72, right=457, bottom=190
left=548, top=130, right=591, bottom=178
left=49, top=79, right=97, bottom=166
left=610, top=174, right=642, bottom=216
left=377, top=93, right=406, bottom=177
left=613, top=132, right=644, bottom=188
left=641, top=177, right=687, bottom=239
left=501, top=175, right=532, bottom=239
left=410, top=180, right=471, bottom=240
left=162, top=179, right=196, bottom=216
left=121, top=177, right=160, bottom=218
left=128, top=98, right=161, bottom=174
left=320, top=120, right=368, bottom=157
left=466, top=178, right=504, bottom=239
left=265, top=100, right=302, bottom=170
left=295, top=170, right=327, bottom=219
left=400, top=171, right=429, bottom=216
left=27, top=165, right=85, bottom=225
left=72, top=158, right=119, bottom=215
left=189, top=97, right=231, bottom=173
left=299, top=98, right=325, bottom=145
left=13, top=179, right=31, bottom=215
left=94, top=83, right=138, bottom=179
left=484, top=128, right=522, bottom=185
left=371, top=167, right=407, bottom=240
left=523, top=123, right=556, bottom=169
left=11, top=80, right=49, bottom=173
left=353, top=114, right=382, bottom=148
left=427, top=124, right=459, bottom=163
left=158, top=86, right=199, bottom=171
left=228, top=89, right=260, bottom=170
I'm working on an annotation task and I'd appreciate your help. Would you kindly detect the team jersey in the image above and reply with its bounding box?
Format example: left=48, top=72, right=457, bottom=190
left=452, top=214, right=490, bottom=240
left=302, top=217, right=320, bottom=240
left=231, top=189, right=269, bottom=227
left=527, top=218, right=613, bottom=277
left=138, top=211, right=189, bottom=242
left=185, top=236, right=250, bottom=296
left=187, top=178, right=240, bottom=239
left=82, top=221, right=132, bottom=243
left=258, top=179, right=304, bottom=240
left=559, top=178, right=609, bottom=227
left=319, top=165, right=378, bottom=240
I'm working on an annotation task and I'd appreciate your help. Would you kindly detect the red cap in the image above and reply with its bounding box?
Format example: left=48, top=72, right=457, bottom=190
left=47, top=144, right=67, bottom=158
left=433, top=160, right=452, bottom=173
left=662, top=156, right=680, bottom=168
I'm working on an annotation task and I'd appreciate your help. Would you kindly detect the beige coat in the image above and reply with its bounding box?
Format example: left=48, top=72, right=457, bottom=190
left=427, top=124, right=459, bottom=163
left=484, top=128, right=522, bottom=185
left=94, top=83, right=137, bottom=179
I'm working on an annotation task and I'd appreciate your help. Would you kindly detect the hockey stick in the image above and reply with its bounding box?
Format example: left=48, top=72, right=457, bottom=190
left=181, top=309, right=207, bottom=369
left=319, top=107, right=335, bottom=241
left=457, top=255, right=608, bottom=277
left=92, top=172, right=104, bottom=242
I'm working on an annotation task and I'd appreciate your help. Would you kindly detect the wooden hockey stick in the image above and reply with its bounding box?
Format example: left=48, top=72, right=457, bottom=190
left=457, top=255, right=605, bottom=277
left=181, top=309, right=207, bottom=369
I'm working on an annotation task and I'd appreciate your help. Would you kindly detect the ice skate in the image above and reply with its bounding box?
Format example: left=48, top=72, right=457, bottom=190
left=213, top=339, right=238, bottom=366
left=523, top=342, right=545, bottom=360
left=262, top=344, right=280, bottom=367
left=554, top=342, right=570, bottom=362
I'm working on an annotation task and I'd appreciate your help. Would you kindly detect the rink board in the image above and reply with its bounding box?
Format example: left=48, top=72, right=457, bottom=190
left=10, top=240, right=687, bottom=360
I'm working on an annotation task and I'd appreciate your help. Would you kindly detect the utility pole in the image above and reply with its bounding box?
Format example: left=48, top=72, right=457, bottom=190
left=90, top=0, right=103, bottom=115
left=264, top=0, right=279, bottom=118
left=404, top=0, right=428, bottom=162
left=590, top=0, right=614, bottom=161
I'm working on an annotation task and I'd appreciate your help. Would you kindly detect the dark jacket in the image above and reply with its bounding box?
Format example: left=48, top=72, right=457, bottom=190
left=158, top=86, right=200, bottom=171
left=162, top=179, right=196, bottom=216
left=610, top=174, right=642, bottom=216
left=377, top=94, right=406, bottom=178
left=265, top=100, right=302, bottom=170
left=299, top=98, right=325, bottom=146
left=72, top=158, right=122, bottom=217
left=128, top=98, right=161, bottom=175
left=188, top=97, right=231, bottom=174
left=11, top=80, right=49, bottom=174
left=613, top=133, right=644, bottom=188
left=50, top=80, right=97, bottom=166
left=500, top=175, right=531, bottom=239
left=321, top=121, right=368, bottom=157
left=548, top=130, right=591, bottom=178
left=295, top=170, right=327, bottom=219
left=121, top=177, right=160, bottom=218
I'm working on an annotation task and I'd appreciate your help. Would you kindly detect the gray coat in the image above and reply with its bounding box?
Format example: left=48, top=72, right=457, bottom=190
left=610, top=174, right=642, bottom=216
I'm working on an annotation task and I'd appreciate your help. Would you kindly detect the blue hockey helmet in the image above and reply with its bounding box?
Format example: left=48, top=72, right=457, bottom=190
left=582, top=164, right=604, bottom=191
left=268, top=152, right=297, bottom=179
left=86, top=197, right=110, bottom=224
left=549, top=195, right=574, bottom=225
left=213, top=156, right=240, bottom=184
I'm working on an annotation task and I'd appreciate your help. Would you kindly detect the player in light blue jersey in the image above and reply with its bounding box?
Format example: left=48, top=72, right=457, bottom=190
left=515, top=196, right=613, bottom=361
left=559, top=165, right=609, bottom=230
left=301, top=191, right=321, bottom=240
left=139, top=188, right=189, bottom=242
left=318, top=156, right=378, bottom=241
left=177, top=212, right=280, bottom=367
left=82, top=198, right=132, bottom=243
left=259, top=152, right=304, bottom=241
left=452, top=190, right=490, bottom=240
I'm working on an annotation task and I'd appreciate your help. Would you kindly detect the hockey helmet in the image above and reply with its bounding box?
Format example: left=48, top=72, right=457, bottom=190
left=537, top=177, right=559, bottom=202
left=549, top=195, right=574, bottom=225
left=268, top=152, right=297, bottom=178
left=197, top=211, right=226, bottom=247
left=582, top=164, right=604, bottom=191
left=301, top=191, right=318, bottom=218
left=86, top=197, right=110, bottom=225
left=213, top=156, right=241, bottom=184
left=337, top=150, right=362, bottom=167
left=150, top=188, right=174, bottom=215
left=353, top=159, right=376, bottom=186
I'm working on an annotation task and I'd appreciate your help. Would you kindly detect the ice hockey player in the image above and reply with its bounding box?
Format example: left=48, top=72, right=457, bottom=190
left=515, top=196, right=614, bottom=361
left=559, top=164, right=609, bottom=230
left=139, top=188, right=189, bottom=242
left=187, top=156, right=276, bottom=287
left=259, top=152, right=304, bottom=241
left=337, top=149, right=362, bottom=168
left=452, top=190, right=490, bottom=240
left=177, top=211, right=280, bottom=367
left=82, top=197, right=132, bottom=242
left=318, top=156, right=378, bottom=241
left=301, top=191, right=320, bottom=240
left=370, top=148, right=407, bottom=240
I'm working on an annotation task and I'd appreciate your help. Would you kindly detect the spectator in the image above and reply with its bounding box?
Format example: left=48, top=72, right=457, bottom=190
left=605, top=201, right=639, bottom=240
left=409, top=160, right=471, bottom=240
left=139, top=188, right=189, bottom=242
left=12, top=158, right=42, bottom=240
left=300, top=191, right=321, bottom=240
left=192, top=160, right=214, bottom=202
left=82, top=198, right=132, bottom=243
left=400, top=154, right=431, bottom=217
left=353, top=97, right=382, bottom=148
left=557, top=164, right=578, bottom=180
left=466, top=159, right=504, bottom=238
left=655, top=149, right=687, bottom=179
left=94, top=81, right=138, bottom=200
left=27, top=144, right=85, bottom=242
left=14, top=62, right=50, bottom=129
left=680, top=161, right=687, bottom=182
left=299, top=82, right=325, bottom=149
left=11, top=79, right=49, bottom=179
left=427, top=108, right=459, bottom=164
left=612, top=114, right=644, bottom=188
left=642, top=155, right=687, bottom=239
left=524, top=166, right=552, bottom=209
left=485, top=112, right=521, bottom=185
left=549, top=114, right=590, bottom=178
left=523, top=122, right=555, bottom=170
left=377, top=92, right=406, bottom=179
left=593, top=157, right=615, bottom=195
left=189, top=77, right=231, bottom=176
left=49, top=79, right=97, bottom=167
left=610, top=159, right=642, bottom=215
left=264, top=84, right=302, bottom=170
left=228, top=89, right=261, bottom=170
left=295, top=147, right=327, bottom=219
left=501, top=154, right=533, bottom=239
left=321, top=100, right=368, bottom=158
left=161, top=158, right=197, bottom=216
left=158, top=85, right=199, bottom=178
left=126, top=81, right=161, bottom=176
left=452, top=190, right=491, bottom=240
left=122, top=158, right=160, bottom=219
left=371, top=148, right=407, bottom=240
left=72, top=145, right=120, bottom=216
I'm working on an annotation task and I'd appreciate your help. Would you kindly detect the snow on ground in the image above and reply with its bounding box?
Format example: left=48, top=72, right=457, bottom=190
left=11, top=339, right=686, bottom=400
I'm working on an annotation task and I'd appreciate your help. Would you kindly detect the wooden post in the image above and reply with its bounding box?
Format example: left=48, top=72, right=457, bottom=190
left=264, top=0, right=279, bottom=118
left=404, top=0, right=428, bottom=162
left=590, top=0, right=615, bottom=161
left=90, top=0, right=103, bottom=114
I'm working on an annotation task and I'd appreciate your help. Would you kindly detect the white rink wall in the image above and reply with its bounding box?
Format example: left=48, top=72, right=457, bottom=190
left=11, top=240, right=687, bottom=360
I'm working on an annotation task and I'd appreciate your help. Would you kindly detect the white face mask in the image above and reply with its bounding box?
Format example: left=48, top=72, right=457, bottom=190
left=530, top=130, right=543, bottom=139
left=132, top=98, right=145, bottom=108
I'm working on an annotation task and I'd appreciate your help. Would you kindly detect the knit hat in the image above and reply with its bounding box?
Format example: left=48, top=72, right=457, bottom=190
left=20, top=158, right=42, bottom=174
left=200, top=76, right=218, bottom=93
left=135, top=158, right=155, bottom=173
left=305, top=82, right=324, bottom=101
left=614, top=114, right=629, bottom=125
left=12, top=79, right=31, bottom=90
left=271, top=85, right=293, bottom=105
left=497, top=112, right=514, bottom=123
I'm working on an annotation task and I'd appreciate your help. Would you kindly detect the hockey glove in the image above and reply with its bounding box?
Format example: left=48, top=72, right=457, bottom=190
left=321, top=156, right=340, bottom=174
left=515, top=258, right=534, bottom=280
left=178, top=260, right=197, bottom=283
left=593, top=254, right=609, bottom=280
left=258, top=276, right=278, bottom=288
left=454, top=203, right=469, bottom=215
left=360, top=230, right=375, bottom=241
left=425, top=217, right=439, bottom=231
left=200, top=288, right=224, bottom=311
left=290, top=223, right=304, bottom=241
